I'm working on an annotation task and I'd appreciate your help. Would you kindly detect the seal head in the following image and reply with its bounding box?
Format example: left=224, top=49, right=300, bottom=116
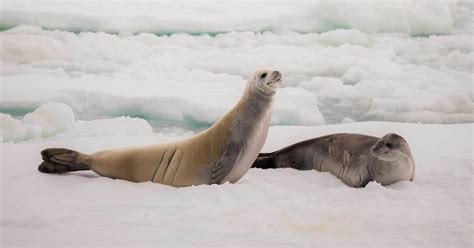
left=371, top=133, right=412, bottom=162
left=250, top=69, right=282, bottom=96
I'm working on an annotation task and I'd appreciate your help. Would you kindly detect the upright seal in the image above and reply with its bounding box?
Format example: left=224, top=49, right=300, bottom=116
left=252, top=133, right=415, bottom=187
left=38, top=68, right=282, bottom=187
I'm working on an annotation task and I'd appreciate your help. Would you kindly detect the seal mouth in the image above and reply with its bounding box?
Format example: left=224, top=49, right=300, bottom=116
left=266, top=72, right=282, bottom=88
left=371, top=149, right=390, bottom=158
left=267, top=78, right=281, bottom=87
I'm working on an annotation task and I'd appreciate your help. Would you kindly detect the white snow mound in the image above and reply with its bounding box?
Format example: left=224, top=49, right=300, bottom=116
left=22, top=102, right=76, bottom=138
left=1, top=103, right=154, bottom=142
left=0, top=113, right=27, bottom=142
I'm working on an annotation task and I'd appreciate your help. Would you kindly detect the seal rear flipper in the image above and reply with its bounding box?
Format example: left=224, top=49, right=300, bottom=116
left=39, top=148, right=90, bottom=173
left=257, top=152, right=274, bottom=158
left=251, top=156, right=276, bottom=169
left=38, top=161, right=72, bottom=174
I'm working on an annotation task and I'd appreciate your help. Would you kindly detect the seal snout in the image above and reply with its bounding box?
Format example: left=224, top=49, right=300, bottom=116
left=271, top=71, right=282, bottom=81
left=267, top=71, right=282, bottom=87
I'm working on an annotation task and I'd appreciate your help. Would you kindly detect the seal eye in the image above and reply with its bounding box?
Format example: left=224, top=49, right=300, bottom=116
left=260, top=73, right=267, bottom=79
left=385, top=142, right=392, bottom=148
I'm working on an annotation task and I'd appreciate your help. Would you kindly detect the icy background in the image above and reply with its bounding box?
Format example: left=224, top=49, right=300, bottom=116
left=0, top=0, right=473, bottom=247
left=1, top=0, right=473, bottom=142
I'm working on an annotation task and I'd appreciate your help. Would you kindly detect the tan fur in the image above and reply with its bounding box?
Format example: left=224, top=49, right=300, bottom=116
left=40, top=69, right=281, bottom=186
left=87, top=95, right=246, bottom=186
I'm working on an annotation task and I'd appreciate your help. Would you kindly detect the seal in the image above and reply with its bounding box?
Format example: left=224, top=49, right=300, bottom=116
left=252, top=133, right=415, bottom=187
left=38, top=68, right=282, bottom=187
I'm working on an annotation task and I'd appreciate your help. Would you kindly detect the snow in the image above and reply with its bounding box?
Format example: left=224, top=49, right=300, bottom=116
left=0, top=0, right=457, bottom=35
left=22, top=102, right=76, bottom=139
left=1, top=103, right=156, bottom=142
left=0, top=1, right=472, bottom=245
left=0, top=114, right=27, bottom=142
left=1, top=24, right=472, bottom=130
left=1, top=1, right=472, bottom=132
left=1, top=122, right=472, bottom=246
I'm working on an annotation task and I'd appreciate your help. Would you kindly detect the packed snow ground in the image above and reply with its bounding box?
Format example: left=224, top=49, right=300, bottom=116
left=1, top=122, right=472, bottom=247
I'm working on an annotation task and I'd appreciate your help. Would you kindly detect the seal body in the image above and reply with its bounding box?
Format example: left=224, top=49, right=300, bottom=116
left=39, top=69, right=282, bottom=187
left=252, top=133, right=415, bottom=187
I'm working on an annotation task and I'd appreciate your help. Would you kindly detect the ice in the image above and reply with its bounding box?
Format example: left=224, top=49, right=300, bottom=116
left=0, top=103, right=155, bottom=142
left=56, top=116, right=154, bottom=140
left=312, top=0, right=457, bottom=35
left=1, top=102, right=76, bottom=142
left=22, top=102, right=75, bottom=138
left=273, top=87, right=325, bottom=125
left=0, top=0, right=458, bottom=35
left=0, top=113, right=27, bottom=142
left=0, top=0, right=471, bottom=130
left=0, top=0, right=472, bottom=246
left=0, top=1, right=472, bottom=143
left=1, top=122, right=471, bottom=246
left=1, top=23, right=472, bottom=132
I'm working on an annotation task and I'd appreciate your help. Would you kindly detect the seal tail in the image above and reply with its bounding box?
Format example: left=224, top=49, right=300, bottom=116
left=251, top=152, right=276, bottom=169
left=38, top=148, right=91, bottom=174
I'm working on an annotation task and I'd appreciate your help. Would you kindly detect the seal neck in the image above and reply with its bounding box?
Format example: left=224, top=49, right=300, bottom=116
left=220, top=83, right=275, bottom=183
left=242, top=82, right=275, bottom=108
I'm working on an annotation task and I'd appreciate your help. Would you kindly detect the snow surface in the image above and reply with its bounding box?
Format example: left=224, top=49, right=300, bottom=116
left=0, top=1, right=472, bottom=246
left=1, top=122, right=472, bottom=247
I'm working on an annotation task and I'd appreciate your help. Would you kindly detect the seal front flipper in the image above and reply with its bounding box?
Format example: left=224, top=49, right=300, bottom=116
left=211, top=144, right=244, bottom=184
left=39, top=148, right=90, bottom=173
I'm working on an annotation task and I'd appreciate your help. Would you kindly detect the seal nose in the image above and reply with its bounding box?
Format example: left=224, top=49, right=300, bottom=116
left=271, top=71, right=282, bottom=81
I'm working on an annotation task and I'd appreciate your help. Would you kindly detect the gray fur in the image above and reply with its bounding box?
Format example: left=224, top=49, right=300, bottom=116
left=252, top=133, right=415, bottom=187
left=211, top=71, right=279, bottom=184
